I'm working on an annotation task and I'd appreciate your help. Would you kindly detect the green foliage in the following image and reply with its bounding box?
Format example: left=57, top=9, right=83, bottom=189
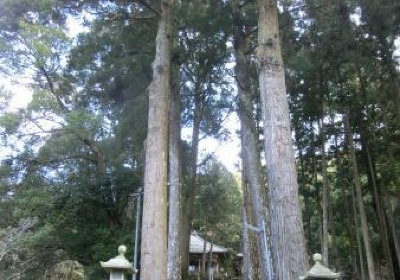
left=0, top=0, right=399, bottom=279
left=28, top=88, right=61, bottom=112
left=193, top=160, right=242, bottom=251
left=42, top=260, right=84, bottom=280
left=0, top=112, right=22, bottom=134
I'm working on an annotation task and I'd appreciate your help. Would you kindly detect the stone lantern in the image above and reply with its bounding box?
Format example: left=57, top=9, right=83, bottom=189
left=100, top=245, right=137, bottom=280
left=299, top=253, right=341, bottom=279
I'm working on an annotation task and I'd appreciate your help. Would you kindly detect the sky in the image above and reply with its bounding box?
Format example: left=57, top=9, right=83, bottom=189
left=182, top=113, right=241, bottom=173
left=2, top=81, right=32, bottom=110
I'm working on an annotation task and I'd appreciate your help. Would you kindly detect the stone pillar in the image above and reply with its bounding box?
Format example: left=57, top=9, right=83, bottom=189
left=299, top=253, right=341, bottom=279
left=100, top=245, right=137, bottom=280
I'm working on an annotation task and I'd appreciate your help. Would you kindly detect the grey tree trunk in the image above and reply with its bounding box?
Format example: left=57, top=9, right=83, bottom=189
left=180, top=207, right=191, bottom=279
left=140, top=1, right=174, bottom=279
left=234, top=1, right=273, bottom=278
left=168, top=61, right=182, bottom=280
left=241, top=141, right=255, bottom=280
left=243, top=203, right=255, bottom=280
left=344, top=113, right=375, bottom=280
left=243, top=164, right=261, bottom=280
left=257, top=1, right=308, bottom=278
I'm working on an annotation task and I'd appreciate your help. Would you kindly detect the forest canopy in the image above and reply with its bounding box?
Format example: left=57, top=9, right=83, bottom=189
left=0, top=0, right=399, bottom=280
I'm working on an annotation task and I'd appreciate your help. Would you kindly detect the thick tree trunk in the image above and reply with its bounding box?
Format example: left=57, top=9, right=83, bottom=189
left=234, top=1, right=273, bottom=278
left=243, top=167, right=262, bottom=280
left=168, top=61, right=182, bottom=280
left=243, top=202, right=257, bottom=280
left=140, top=1, right=174, bottom=279
left=344, top=113, right=375, bottom=280
left=243, top=203, right=253, bottom=280
left=241, top=136, right=260, bottom=280
left=257, top=0, right=307, bottom=278
left=180, top=208, right=190, bottom=279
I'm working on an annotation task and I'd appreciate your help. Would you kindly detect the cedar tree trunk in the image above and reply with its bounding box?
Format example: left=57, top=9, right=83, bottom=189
left=257, top=0, right=307, bottom=278
left=140, top=1, right=174, bottom=279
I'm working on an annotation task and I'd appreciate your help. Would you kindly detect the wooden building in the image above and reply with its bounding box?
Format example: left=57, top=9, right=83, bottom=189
left=188, top=232, right=241, bottom=279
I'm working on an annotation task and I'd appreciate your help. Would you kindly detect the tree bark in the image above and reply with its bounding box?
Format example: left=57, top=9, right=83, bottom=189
left=242, top=202, right=253, bottom=280
left=243, top=163, right=262, bottom=280
left=234, top=1, right=273, bottom=278
left=243, top=201, right=257, bottom=280
left=257, top=0, right=307, bottom=278
left=140, top=0, right=174, bottom=279
left=344, top=113, right=375, bottom=280
left=241, top=132, right=260, bottom=280
left=168, top=61, right=182, bottom=280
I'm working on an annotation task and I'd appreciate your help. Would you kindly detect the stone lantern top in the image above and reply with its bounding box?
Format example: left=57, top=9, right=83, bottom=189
left=100, top=245, right=136, bottom=274
left=299, top=253, right=341, bottom=279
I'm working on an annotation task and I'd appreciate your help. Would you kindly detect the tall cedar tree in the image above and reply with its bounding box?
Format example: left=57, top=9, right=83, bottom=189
left=257, top=0, right=308, bottom=279
left=233, top=0, right=273, bottom=278
left=140, top=0, right=174, bottom=279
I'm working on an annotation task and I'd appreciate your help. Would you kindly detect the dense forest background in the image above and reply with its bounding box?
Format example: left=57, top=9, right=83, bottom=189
left=0, top=0, right=399, bottom=279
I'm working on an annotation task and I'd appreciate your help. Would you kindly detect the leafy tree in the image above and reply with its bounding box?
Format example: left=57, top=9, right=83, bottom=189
left=192, top=159, right=242, bottom=251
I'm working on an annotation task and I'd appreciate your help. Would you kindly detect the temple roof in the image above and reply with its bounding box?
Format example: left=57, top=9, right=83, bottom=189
left=189, top=232, right=229, bottom=254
